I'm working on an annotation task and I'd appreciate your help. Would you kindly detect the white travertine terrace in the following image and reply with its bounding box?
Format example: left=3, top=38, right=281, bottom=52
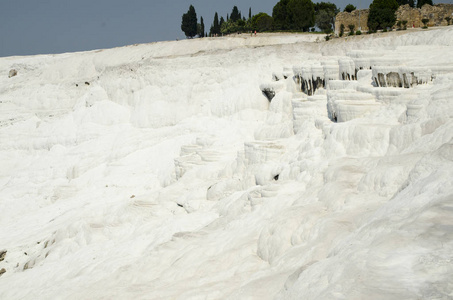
left=1, top=28, right=453, bottom=299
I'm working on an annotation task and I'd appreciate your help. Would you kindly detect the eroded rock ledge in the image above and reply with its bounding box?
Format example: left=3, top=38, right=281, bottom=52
left=260, top=47, right=453, bottom=124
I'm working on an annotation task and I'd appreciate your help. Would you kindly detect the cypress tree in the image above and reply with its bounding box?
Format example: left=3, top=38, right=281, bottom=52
left=210, top=12, right=221, bottom=35
left=249, top=7, right=252, bottom=19
left=200, top=17, right=205, bottom=38
left=181, top=5, right=198, bottom=38
left=215, top=12, right=220, bottom=34
left=231, top=6, right=240, bottom=22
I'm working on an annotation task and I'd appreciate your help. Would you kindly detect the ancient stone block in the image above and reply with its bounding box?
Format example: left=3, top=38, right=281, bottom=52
left=8, top=69, right=17, bottom=78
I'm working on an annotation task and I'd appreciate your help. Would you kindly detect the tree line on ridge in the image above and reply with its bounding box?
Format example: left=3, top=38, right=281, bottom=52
left=181, top=0, right=435, bottom=39
left=181, top=1, right=338, bottom=38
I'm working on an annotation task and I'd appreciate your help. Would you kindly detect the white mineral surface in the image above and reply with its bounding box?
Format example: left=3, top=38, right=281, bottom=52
left=0, top=28, right=452, bottom=299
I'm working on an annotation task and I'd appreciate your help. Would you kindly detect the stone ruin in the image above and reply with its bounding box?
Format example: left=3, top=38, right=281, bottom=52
left=335, top=3, right=453, bottom=35
left=335, top=9, right=369, bottom=34
left=399, top=3, right=453, bottom=28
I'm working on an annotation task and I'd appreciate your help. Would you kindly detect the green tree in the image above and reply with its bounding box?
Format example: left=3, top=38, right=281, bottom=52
left=221, top=19, right=237, bottom=34
left=197, top=16, right=205, bottom=38
left=316, top=10, right=333, bottom=32
left=237, top=19, right=246, bottom=30
left=210, top=12, right=221, bottom=36
left=252, top=12, right=274, bottom=31
left=272, top=0, right=291, bottom=30
left=181, top=5, right=198, bottom=38
left=315, top=2, right=338, bottom=12
left=397, top=0, right=415, bottom=7
left=344, top=4, right=357, bottom=12
left=287, top=0, right=315, bottom=31
left=231, top=6, right=241, bottom=22
left=315, top=2, right=338, bottom=33
left=249, top=7, right=252, bottom=19
left=367, top=0, right=399, bottom=31
left=417, top=0, right=433, bottom=8
left=273, top=0, right=315, bottom=31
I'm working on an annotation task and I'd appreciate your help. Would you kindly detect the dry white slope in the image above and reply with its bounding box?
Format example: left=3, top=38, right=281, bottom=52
left=0, top=28, right=452, bottom=299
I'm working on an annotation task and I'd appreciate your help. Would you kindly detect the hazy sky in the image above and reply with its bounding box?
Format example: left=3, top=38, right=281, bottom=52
left=1, top=0, right=451, bottom=57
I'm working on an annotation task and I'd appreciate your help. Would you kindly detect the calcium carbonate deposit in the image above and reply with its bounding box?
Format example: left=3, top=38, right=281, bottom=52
left=0, top=28, right=452, bottom=299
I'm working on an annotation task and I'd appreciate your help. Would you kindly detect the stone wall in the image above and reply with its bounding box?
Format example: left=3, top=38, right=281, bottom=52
left=419, top=4, right=452, bottom=26
left=335, top=4, right=453, bottom=35
left=397, top=4, right=423, bottom=28
left=335, top=9, right=369, bottom=35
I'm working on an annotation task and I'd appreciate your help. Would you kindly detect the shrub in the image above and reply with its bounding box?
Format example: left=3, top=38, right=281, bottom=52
left=402, top=20, right=408, bottom=29
left=340, top=23, right=345, bottom=37
left=422, top=18, right=429, bottom=28
left=325, top=35, right=330, bottom=41
left=356, top=30, right=362, bottom=35
left=445, top=17, right=451, bottom=25
left=348, top=24, right=355, bottom=35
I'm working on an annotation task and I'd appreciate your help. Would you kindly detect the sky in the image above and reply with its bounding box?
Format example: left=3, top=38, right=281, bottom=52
left=1, top=0, right=452, bottom=57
